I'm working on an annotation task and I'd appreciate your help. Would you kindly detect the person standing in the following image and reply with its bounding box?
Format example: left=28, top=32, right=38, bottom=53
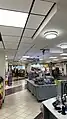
left=8, top=69, right=12, bottom=86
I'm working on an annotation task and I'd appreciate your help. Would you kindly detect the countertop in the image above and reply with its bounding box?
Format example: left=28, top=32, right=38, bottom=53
left=42, top=97, right=67, bottom=119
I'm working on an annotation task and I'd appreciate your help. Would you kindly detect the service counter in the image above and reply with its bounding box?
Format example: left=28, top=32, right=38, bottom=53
left=42, top=97, right=67, bottom=119
left=26, top=79, right=57, bottom=101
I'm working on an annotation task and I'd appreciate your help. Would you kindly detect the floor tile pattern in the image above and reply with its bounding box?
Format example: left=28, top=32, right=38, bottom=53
left=5, top=80, right=27, bottom=96
left=1, top=90, right=41, bottom=119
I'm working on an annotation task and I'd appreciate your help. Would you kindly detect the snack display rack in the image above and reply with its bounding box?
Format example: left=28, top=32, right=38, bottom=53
left=0, top=77, right=4, bottom=108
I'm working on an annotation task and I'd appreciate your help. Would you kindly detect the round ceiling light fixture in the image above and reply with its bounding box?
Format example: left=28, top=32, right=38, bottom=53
left=44, top=31, right=58, bottom=39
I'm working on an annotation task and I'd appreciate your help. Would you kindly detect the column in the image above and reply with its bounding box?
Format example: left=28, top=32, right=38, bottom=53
left=0, top=51, right=5, bottom=100
left=0, top=51, right=5, bottom=78
left=63, top=63, right=66, bottom=76
left=5, top=61, right=8, bottom=73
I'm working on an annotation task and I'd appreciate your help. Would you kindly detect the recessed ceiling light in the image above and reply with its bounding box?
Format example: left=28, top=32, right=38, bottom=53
left=60, top=53, right=67, bottom=56
left=44, top=31, right=58, bottom=39
left=49, top=56, right=57, bottom=59
left=40, top=58, right=43, bottom=61
left=5, top=55, right=7, bottom=58
left=23, top=56, right=30, bottom=58
left=0, top=9, right=28, bottom=28
left=57, top=43, right=67, bottom=49
left=61, top=57, right=67, bottom=59
left=5, top=57, right=8, bottom=60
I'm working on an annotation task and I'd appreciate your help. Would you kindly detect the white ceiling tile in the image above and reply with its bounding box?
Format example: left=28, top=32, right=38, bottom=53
left=23, top=29, right=35, bottom=37
left=5, top=49, right=16, bottom=56
left=19, top=43, right=31, bottom=51
left=2, top=36, right=20, bottom=42
left=4, top=41, right=18, bottom=49
left=26, top=14, right=44, bottom=29
left=17, top=43, right=33, bottom=57
left=0, top=42, right=3, bottom=48
left=0, top=26, right=22, bottom=36
left=31, top=0, right=53, bottom=15
left=8, top=56, right=14, bottom=59
left=22, top=37, right=33, bottom=44
left=0, top=0, right=32, bottom=12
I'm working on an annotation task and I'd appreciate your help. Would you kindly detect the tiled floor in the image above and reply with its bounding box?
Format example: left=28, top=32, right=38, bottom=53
left=5, top=79, right=27, bottom=90
left=1, top=80, right=41, bottom=119
left=5, top=80, right=27, bottom=96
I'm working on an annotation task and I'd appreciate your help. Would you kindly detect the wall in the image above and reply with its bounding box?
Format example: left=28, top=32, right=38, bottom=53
left=0, top=51, right=5, bottom=99
left=0, top=51, right=5, bottom=78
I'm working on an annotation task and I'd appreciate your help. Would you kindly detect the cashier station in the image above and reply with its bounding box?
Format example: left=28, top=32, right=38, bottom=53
left=42, top=80, right=67, bottom=119
left=26, top=72, right=57, bottom=101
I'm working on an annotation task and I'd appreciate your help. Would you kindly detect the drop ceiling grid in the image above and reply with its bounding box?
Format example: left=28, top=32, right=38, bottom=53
left=5, top=49, right=17, bottom=59
left=4, top=41, right=19, bottom=49
left=0, top=0, right=55, bottom=59
left=26, top=14, right=45, bottom=29
left=19, top=0, right=54, bottom=58
left=16, top=0, right=55, bottom=54
left=23, top=28, right=36, bottom=38
left=2, top=35, right=20, bottom=49
left=26, top=45, right=42, bottom=57
left=0, top=42, right=3, bottom=48
left=8, top=56, right=14, bottom=59
left=0, top=0, right=34, bottom=59
left=0, top=0, right=33, bottom=50
left=16, top=43, right=33, bottom=58
left=26, top=0, right=54, bottom=29
left=31, top=0, right=54, bottom=15
left=0, top=0, right=33, bottom=13
left=0, top=26, right=22, bottom=37
left=21, top=37, right=34, bottom=44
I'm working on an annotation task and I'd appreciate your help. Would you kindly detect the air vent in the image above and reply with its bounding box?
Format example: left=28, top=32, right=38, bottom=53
left=0, top=33, right=2, bottom=41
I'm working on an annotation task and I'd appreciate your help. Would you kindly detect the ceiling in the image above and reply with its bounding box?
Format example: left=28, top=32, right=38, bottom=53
left=0, top=0, right=67, bottom=63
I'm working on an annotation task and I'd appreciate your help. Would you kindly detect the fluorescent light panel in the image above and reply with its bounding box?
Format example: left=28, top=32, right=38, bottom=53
left=0, top=9, right=28, bottom=28
left=40, top=58, right=43, bottom=61
left=5, top=55, right=7, bottom=58
left=22, top=56, right=30, bottom=58
left=61, top=57, right=67, bottom=59
left=60, top=53, right=67, bottom=56
left=5, top=57, right=8, bottom=60
left=49, top=57, right=57, bottom=59
left=57, top=43, right=67, bottom=49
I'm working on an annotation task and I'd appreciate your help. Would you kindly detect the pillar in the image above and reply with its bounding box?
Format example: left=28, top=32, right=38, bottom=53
left=63, top=63, right=66, bottom=76
left=0, top=51, right=5, bottom=100
left=5, top=61, right=8, bottom=73
left=27, top=63, right=31, bottom=73
left=0, top=51, right=5, bottom=78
